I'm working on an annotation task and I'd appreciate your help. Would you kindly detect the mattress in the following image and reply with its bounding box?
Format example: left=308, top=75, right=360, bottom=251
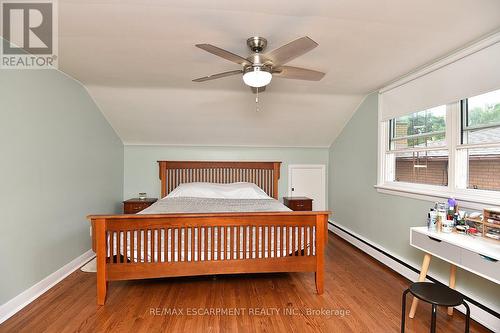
left=110, top=196, right=316, bottom=262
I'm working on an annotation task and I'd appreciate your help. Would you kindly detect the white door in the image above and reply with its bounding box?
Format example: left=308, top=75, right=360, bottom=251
left=288, top=164, right=326, bottom=210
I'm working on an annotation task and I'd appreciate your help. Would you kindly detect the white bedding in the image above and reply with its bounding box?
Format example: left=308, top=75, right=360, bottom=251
left=167, top=182, right=271, bottom=200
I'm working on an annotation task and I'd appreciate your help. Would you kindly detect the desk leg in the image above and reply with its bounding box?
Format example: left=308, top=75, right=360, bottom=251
left=447, top=264, right=457, bottom=315
left=409, top=253, right=431, bottom=318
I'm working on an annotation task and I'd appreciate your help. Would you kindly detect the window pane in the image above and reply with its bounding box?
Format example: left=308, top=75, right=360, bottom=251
left=391, top=132, right=446, bottom=149
left=394, top=150, right=448, bottom=186
left=464, top=126, right=500, bottom=144
left=467, top=147, right=500, bottom=191
left=390, top=105, right=446, bottom=150
left=466, top=89, right=500, bottom=127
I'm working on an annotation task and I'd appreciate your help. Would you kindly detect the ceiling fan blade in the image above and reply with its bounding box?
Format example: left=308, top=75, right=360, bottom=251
left=192, top=70, right=243, bottom=82
left=273, top=66, right=325, bottom=81
left=195, top=44, right=252, bottom=66
left=251, top=86, right=266, bottom=94
left=265, top=36, right=318, bottom=66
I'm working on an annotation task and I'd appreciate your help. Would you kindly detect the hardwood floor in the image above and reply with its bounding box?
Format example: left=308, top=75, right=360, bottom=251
left=1, top=233, right=491, bottom=333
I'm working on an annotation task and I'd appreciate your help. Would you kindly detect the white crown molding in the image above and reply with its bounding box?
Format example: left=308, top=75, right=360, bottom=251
left=123, top=143, right=330, bottom=149
left=379, top=30, right=500, bottom=94
left=0, top=250, right=95, bottom=325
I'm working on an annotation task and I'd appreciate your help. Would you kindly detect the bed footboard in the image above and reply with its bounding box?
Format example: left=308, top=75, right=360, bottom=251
left=88, top=212, right=329, bottom=305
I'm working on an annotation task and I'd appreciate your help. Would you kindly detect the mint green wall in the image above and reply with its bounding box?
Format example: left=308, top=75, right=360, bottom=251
left=328, top=93, right=499, bottom=313
left=124, top=145, right=329, bottom=201
left=0, top=69, right=123, bottom=304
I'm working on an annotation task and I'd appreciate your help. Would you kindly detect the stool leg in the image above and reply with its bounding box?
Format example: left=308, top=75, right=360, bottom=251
left=401, top=289, right=410, bottom=333
left=463, top=301, right=470, bottom=333
left=430, top=304, right=437, bottom=333
left=448, top=264, right=457, bottom=315
left=409, top=253, right=432, bottom=318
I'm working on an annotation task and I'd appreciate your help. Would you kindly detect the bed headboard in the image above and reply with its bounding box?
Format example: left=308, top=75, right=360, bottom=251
left=158, top=161, right=281, bottom=199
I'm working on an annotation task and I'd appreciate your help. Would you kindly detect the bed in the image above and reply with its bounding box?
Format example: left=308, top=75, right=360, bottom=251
left=88, top=161, right=330, bottom=305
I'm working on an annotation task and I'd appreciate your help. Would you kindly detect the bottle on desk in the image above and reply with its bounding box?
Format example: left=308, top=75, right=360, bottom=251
left=428, top=209, right=438, bottom=232
left=437, top=203, right=447, bottom=232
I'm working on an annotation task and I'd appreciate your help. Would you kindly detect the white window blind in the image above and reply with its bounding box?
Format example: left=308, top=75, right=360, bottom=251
left=379, top=39, right=500, bottom=121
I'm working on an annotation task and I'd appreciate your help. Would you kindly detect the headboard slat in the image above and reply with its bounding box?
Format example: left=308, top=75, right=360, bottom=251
left=158, top=161, right=281, bottom=199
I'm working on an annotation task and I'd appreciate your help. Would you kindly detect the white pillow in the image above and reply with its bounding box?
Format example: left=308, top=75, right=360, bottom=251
left=166, top=182, right=271, bottom=199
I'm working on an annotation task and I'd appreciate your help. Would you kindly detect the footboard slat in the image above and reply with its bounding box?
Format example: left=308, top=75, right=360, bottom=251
left=197, top=227, right=201, bottom=261
left=156, top=229, right=160, bottom=262
left=183, top=227, right=187, bottom=262
left=137, top=231, right=140, bottom=262
left=217, top=226, right=225, bottom=260
left=249, top=226, right=253, bottom=259
left=211, top=226, right=215, bottom=261
left=281, top=226, right=285, bottom=258
left=190, top=227, right=194, bottom=262
left=244, top=226, right=248, bottom=259
left=231, top=226, right=236, bottom=260
left=307, top=227, right=311, bottom=255
left=131, top=231, right=135, bottom=262
left=158, top=229, right=163, bottom=262
left=226, top=227, right=229, bottom=260
left=293, top=226, right=297, bottom=256
left=117, top=231, right=122, bottom=263
left=177, top=228, right=181, bottom=262
left=109, top=231, right=114, bottom=263
left=151, top=229, right=155, bottom=263
left=163, top=228, right=170, bottom=262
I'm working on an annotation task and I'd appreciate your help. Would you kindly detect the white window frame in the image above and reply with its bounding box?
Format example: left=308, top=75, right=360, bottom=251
left=376, top=98, right=500, bottom=210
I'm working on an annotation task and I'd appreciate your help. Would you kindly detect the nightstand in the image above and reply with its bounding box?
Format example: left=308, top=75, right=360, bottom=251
left=123, top=198, right=158, bottom=214
left=283, top=196, right=313, bottom=211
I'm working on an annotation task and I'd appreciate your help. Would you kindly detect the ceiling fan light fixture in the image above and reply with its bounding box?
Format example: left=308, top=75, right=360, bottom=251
left=243, top=66, right=272, bottom=88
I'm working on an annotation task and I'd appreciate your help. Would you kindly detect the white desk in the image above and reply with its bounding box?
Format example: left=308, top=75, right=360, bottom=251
left=409, top=227, right=500, bottom=317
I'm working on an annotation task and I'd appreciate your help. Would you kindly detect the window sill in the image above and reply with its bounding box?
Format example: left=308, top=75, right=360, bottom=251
left=374, top=183, right=500, bottom=210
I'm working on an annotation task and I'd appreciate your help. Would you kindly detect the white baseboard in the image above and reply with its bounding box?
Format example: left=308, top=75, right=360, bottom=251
left=0, top=249, right=95, bottom=324
left=328, top=222, right=500, bottom=332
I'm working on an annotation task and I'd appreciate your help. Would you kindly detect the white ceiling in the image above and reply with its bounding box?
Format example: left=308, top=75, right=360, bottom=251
left=58, top=0, right=500, bottom=146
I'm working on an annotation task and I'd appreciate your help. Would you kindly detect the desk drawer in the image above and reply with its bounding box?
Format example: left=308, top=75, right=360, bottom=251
left=461, top=249, right=500, bottom=282
left=411, top=230, right=461, bottom=263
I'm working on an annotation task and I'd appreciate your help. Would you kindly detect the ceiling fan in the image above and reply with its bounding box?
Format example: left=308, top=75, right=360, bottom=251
left=192, top=36, right=325, bottom=92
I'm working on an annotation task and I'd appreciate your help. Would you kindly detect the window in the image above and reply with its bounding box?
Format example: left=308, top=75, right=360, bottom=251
left=459, top=89, right=500, bottom=192
left=379, top=89, right=500, bottom=205
left=388, top=106, right=448, bottom=186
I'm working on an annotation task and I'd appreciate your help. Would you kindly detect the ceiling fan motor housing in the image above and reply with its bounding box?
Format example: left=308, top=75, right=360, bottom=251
left=247, top=37, right=267, bottom=53
left=247, top=38, right=271, bottom=68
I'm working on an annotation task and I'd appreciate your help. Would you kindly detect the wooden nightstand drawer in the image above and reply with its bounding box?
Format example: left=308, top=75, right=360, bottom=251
left=125, top=203, right=148, bottom=213
left=123, top=198, right=158, bottom=214
left=283, top=197, right=313, bottom=211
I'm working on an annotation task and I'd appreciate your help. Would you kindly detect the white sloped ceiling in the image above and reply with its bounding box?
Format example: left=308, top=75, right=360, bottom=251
left=58, top=0, right=500, bottom=146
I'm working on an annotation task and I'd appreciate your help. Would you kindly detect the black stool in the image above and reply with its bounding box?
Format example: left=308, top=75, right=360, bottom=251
left=401, top=282, right=470, bottom=333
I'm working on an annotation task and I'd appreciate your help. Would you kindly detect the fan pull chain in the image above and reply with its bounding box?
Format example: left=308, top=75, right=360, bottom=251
left=255, top=87, right=260, bottom=112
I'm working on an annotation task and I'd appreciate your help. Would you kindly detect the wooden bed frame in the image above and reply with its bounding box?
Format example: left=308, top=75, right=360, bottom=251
left=88, top=161, right=330, bottom=305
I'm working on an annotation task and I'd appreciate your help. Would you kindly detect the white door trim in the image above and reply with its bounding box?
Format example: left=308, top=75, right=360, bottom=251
left=287, top=164, right=326, bottom=209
